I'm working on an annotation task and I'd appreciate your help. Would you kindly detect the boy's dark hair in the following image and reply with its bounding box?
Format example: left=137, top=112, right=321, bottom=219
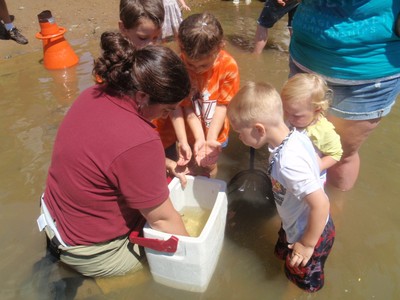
left=119, top=0, right=164, bottom=30
left=178, top=12, right=224, bottom=59
left=93, top=31, right=190, bottom=104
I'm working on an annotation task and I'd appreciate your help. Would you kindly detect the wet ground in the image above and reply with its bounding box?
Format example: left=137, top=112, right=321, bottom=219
left=1, top=1, right=400, bottom=299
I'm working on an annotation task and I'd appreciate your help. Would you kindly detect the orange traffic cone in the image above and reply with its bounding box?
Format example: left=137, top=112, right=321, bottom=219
left=35, top=10, right=79, bottom=70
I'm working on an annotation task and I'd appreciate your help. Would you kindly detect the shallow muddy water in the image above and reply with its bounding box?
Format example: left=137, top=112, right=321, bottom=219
left=1, top=1, right=399, bottom=299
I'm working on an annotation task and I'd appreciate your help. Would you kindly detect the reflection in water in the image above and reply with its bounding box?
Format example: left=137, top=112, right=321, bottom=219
left=16, top=126, right=45, bottom=185
left=47, top=67, right=79, bottom=106
left=0, top=1, right=400, bottom=299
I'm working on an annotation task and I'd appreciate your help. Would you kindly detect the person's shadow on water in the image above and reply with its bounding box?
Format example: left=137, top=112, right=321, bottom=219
left=25, top=244, right=102, bottom=300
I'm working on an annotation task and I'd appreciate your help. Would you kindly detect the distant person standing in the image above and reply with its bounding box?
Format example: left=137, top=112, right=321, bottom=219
left=161, top=0, right=190, bottom=42
left=253, top=0, right=298, bottom=54
left=0, top=0, right=28, bottom=44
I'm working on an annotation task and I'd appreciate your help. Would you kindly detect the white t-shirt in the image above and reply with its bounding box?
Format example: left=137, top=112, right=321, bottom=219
left=268, top=129, right=324, bottom=243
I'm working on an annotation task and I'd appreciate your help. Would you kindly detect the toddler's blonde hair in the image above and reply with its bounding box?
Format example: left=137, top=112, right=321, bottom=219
left=228, top=81, right=283, bottom=128
left=281, top=73, right=332, bottom=115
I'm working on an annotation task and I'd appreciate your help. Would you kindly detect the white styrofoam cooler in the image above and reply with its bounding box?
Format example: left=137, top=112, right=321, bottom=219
left=143, top=175, right=227, bottom=293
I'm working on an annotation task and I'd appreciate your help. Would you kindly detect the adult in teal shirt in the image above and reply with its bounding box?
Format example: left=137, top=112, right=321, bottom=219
left=289, top=0, right=400, bottom=191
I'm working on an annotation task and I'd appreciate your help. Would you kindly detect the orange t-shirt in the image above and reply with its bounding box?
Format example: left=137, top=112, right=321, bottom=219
left=153, top=49, right=240, bottom=149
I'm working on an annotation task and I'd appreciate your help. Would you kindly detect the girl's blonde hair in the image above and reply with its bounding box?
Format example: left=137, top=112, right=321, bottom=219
left=178, top=12, right=224, bottom=59
left=228, top=81, right=283, bottom=128
left=281, top=73, right=332, bottom=115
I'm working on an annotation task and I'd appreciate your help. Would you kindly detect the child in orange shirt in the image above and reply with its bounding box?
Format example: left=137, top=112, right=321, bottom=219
left=154, top=12, right=240, bottom=178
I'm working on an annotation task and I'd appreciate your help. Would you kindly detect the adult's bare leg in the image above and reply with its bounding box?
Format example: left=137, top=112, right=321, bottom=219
left=327, top=115, right=381, bottom=191
left=253, top=24, right=268, bottom=54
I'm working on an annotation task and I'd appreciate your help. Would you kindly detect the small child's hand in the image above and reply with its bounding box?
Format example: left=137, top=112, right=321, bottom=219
left=193, top=139, right=205, bottom=158
left=288, top=242, right=314, bottom=267
left=179, top=0, right=191, bottom=11
left=181, top=4, right=191, bottom=11
left=277, top=0, right=288, bottom=6
left=195, top=140, right=222, bottom=167
left=177, top=142, right=192, bottom=166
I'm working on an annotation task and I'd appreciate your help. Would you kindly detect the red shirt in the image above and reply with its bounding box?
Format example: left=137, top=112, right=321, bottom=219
left=44, top=85, right=169, bottom=246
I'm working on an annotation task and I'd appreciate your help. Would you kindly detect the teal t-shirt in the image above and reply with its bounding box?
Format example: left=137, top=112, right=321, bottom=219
left=290, top=0, right=400, bottom=80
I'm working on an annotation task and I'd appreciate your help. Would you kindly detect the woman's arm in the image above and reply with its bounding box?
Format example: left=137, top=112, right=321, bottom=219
left=140, top=197, right=189, bottom=236
left=111, top=139, right=189, bottom=236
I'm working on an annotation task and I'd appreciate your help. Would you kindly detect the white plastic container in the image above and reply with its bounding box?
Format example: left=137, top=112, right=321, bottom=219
left=143, top=175, right=227, bottom=292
